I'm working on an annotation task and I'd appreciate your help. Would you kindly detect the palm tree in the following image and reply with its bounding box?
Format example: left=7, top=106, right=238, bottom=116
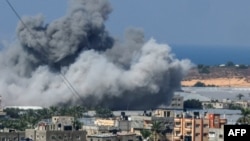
left=49, top=106, right=59, bottom=116
left=151, top=121, right=163, bottom=141
left=37, top=108, right=51, bottom=119
left=237, top=108, right=250, bottom=124
left=236, top=93, right=244, bottom=100
left=140, top=129, right=151, bottom=141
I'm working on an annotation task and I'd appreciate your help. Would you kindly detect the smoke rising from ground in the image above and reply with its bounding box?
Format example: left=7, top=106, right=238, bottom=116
left=0, top=0, right=193, bottom=110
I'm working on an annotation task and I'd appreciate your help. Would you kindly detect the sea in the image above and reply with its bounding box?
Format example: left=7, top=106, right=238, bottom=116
left=170, top=45, right=250, bottom=66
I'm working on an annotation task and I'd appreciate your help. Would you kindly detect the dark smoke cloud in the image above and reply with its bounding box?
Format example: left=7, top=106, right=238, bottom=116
left=17, top=0, right=113, bottom=69
left=0, top=0, right=193, bottom=110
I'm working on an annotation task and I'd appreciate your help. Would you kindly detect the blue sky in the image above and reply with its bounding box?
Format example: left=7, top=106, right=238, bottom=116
left=1, top=0, right=250, bottom=64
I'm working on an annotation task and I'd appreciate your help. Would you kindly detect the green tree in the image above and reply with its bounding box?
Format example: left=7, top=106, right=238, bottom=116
left=226, top=61, right=235, bottom=67
left=184, top=99, right=203, bottom=109
left=3, top=108, right=22, bottom=119
left=228, top=103, right=242, bottom=110
left=49, top=106, right=59, bottom=116
left=238, top=64, right=248, bottom=69
left=95, top=107, right=113, bottom=118
left=237, top=108, right=250, bottom=124
left=140, top=129, right=151, bottom=141
left=203, top=103, right=214, bottom=109
left=236, top=93, right=244, bottom=100
left=151, top=121, right=163, bottom=141
left=193, top=81, right=206, bottom=87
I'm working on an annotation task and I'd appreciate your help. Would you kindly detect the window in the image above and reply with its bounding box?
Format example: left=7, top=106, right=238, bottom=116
left=186, top=132, right=192, bottom=136
left=175, top=131, right=181, bottom=136
left=58, top=136, right=63, bottom=139
left=186, top=123, right=192, bottom=128
left=175, top=122, right=181, bottom=126
left=167, top=111, right=170, bottom=117
left=203, top=124, right=208, bottom=128
left=51, top=135, right=56, bottom=140
left=195, top=133, right=200, bottom=136
left=76, top=136, right=80, bottom=140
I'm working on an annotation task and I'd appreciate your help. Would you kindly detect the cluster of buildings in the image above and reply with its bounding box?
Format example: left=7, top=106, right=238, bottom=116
left=0, top=93, right=245, bottom=141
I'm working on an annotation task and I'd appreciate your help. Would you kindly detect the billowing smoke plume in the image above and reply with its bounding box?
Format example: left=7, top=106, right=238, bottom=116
left=0, top=0, right=193, bottom=110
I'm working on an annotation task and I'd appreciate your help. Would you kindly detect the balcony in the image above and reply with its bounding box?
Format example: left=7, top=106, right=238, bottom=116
left=174, top=118, right=181, bottom=122
left=173, top=136, right=181, bottom=140
left=185, top=127, right=192, bottom=132
left=185, top=119, right=192, bottom=123
left=174, top=127, right=181, bottom=131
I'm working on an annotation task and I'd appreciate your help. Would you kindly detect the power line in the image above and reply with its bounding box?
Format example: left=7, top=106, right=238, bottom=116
left=5, top=0, right=85, bottom=104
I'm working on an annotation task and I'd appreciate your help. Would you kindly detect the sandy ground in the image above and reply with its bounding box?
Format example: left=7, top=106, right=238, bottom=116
left=181, top=78, right=250, bottom=87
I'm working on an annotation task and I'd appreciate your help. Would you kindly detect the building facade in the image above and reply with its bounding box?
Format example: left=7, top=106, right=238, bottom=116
left=87, top=132, right=137, bottom=141
left=173, top=112, right=227, bottom=141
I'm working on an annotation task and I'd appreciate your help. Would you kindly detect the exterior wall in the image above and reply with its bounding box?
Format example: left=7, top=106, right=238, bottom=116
left=87, top=136, right=116, bottom=141
left=202, top=102, right=229, bottom=109
left=82, top=125, right=118, bottom=135
left=52, top=116, right=74, bottom=125
left=207, top=114, right=227, bottom=128
left=170, top=95, right=184, bottom=109
left=25, top=129, right=86, bottom=141
left=173, top=116, right=210, bottom=141
left=0, top=131, right=25, bottom=141
left=208, top=127, right=224, bottom=141
left=45, top=130, right=86, bottom=141
left=87, top=133, right=136, bottom=141
left=94, top=119, right=117, bottom=127
left=118, top=120, right=131, bottom=132
left=154, top=109, right=175, bottom=118
left=25, top=129, right=36, bottom=140
left=234, top=101, right=250, bottom=108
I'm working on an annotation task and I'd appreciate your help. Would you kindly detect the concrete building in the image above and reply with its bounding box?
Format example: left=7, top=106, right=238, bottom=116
left=25, top=116, right=86, bottom=141
left=87, top=132, right=137, bottom=141
left=0, top=130, right=25, bottom=141
left=208, top=125, right=224, bottom=141
left=25, top=129, right=86, bottom=141
left=233, top=100, right=250, bottom=109
left=202, top=101, right=229, bottom=109
left=173, top=112, right=227, bottom=141
left=94, top=119, right=118, bottom=127
left=169, top=95, right=184, bottom=109
left=153, top=108, right=175, bottom=118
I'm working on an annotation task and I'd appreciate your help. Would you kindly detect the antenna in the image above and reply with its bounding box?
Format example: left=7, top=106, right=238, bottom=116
left=5, top=0, right=85, bottom=104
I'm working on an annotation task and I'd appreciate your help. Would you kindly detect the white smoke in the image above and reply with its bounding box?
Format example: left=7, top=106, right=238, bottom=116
left=0, top=0, right=193, bottom=109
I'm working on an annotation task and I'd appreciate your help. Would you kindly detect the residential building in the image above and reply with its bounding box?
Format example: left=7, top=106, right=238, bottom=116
left=25, top=116, right=86, bottom=141
left=94, top=119, right=117, bottom=127
left=169, top=95, right=184, bottom=109
left=208, top=125, right=224, bottom=141
left=153, top=108, right=175, bottom=118
left=25, top=129, right=86, bottom=141
left=233, top=100, right=250, bottom=109
left=173, top=112, right=227, bottom=141
left=0, top=129, right=25, bottom=141
left=202, top=101, right=229, bottom=109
